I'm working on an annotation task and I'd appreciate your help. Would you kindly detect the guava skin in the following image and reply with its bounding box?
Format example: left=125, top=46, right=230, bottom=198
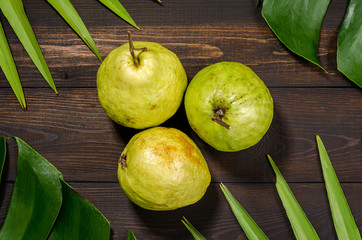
left=117, top=127, right=211, bottom=211
left=97, top=41, right=187, bottom=129
left=184, top=62, right=273, bottom=152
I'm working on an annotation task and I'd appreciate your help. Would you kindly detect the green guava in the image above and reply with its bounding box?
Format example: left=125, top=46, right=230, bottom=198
left=117, top=127, right=211, bottom=211
left=97, top=33, right=187, bottom=129
left=184, top=61, right=274, bottom=152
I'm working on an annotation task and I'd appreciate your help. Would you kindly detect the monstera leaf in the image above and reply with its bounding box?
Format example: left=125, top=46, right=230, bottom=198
left=0, top=137, right=110, bottom=239
left=337, top=0, right=362, bottom=88
left=262, top=0, right=362, bottom=87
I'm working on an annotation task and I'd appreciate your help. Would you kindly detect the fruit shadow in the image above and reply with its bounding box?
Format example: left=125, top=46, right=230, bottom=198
left=131, top=183, right=220, bottom=239
left=191, top=101, right=290, bottom=183
left=112, top=102, right=190, bottom=145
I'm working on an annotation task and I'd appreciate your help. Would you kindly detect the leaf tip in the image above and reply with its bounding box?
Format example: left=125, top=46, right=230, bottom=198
left=316, top=135, right=323, bottom=146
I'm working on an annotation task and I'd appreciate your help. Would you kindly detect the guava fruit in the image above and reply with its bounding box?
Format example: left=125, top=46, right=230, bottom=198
left=184, top=61, right=273, bottom=152
left=117, top=127, right=211, bottom=211
left=97, top=32, right=187, bottom=129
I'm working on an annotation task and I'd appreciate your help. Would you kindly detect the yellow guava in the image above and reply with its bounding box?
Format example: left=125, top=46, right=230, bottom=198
left=97, top=34, right=187, bottom=129
left=117, top=127, right=211, bottom=211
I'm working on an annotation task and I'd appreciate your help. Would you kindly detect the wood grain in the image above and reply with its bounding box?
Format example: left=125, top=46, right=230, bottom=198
left=0, top=0, right=361, bottom=239
left=0, top=0, right=354, bottom=88
left=0, top=88, right=360, bottom=183
left=1, top=182, right=362, bottom=239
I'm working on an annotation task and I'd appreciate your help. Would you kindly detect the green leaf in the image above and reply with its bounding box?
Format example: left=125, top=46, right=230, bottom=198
left=316, top=136, right=361, bottom=239
left=220, top=183, right=269, bottom=240
left=97, top=0, right=140, bottom=30
left=0, top=0, right=57, bottom=93
left=181, top=217, right=207, bottom=240
left=261, top=0, right=330, bottom=71
left=267, top=155, right=319, bottom=240
left=127, top=230, right=137, bottom=240
left=48, top=180, right=110, bottom=240
left=0, top=136, right=6, bottom=183
left=337, top=0, right=362, bottom=88
left=0, top=21, right=26, bottom=109
left=47, top=0, right=102, bottom=61
left=0, top=137, right=63, bottom=240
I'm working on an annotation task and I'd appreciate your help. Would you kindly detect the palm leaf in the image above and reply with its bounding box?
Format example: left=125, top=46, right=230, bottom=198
left=316, top=136, right=361, bottom=239
left=127, top=230, right=137, bottom=240
left=267, top=155, right=319, bottom=240
left=0, top=136, right=5, bottom=183
left=181, top=217, right=207, bottom=240
left=97, top=0, right=140, bottom=30
left=0, top=137, right=63, bottom=239
left=0, top=0, right=57, bottom=93
left=0, top=21, right=26, bottom=108
left=220, top=183, right=269, bottom=240
left=47, top=0, right=102, bottom=61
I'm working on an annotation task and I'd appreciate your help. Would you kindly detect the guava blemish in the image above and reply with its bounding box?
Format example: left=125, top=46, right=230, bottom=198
left=150, top=104, right=157, bottom=110
left=119, top=154, right=127, bottom=168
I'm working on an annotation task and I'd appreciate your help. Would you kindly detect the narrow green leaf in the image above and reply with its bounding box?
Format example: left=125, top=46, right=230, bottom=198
left=316, top=136, right=361, bottom=239
left=48, top=180, right=110, bottom=240
left=220, top=183, right=269, bottom=240
left=261, top=0, right=330, bottom=72
left=0, top=0, right=57, bottom=93
left=0, top=21, right=26, bottom=108
left=47, top=0, right=102, bottom=61
left=127, top=230, right=137, bottom=240
left=0, top=136, right=6, bottom=183
left=267, top=155, right=319, bottom=240
left=181, top=217, right=207, bottom=240
left=97, top=0, right=140, bottom=30
left=0, top=137, right=63, bottom=240
left=337, top=0, right=362, bottom=88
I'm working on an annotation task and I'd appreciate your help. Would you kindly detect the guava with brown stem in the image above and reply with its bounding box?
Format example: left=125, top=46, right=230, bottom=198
left=97, top=32, right=187, bottom=129
left=184, top=62, right=273, bottom=152
left=117, top=127, right=211, bottom=211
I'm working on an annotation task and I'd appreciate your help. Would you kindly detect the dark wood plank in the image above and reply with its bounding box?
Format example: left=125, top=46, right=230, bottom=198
left=1, top=182, right=362, bottom=239
left=0, top=0, right=360, bottom=239
left=0, top=87, right=361, bottom=183
left=0, top=0, right=354, bottom=88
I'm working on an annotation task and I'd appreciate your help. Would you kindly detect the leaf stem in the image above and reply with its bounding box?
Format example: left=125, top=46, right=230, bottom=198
left=127, top=31, right=147, bottom=67
left=212, top=106, right=230, bottom=130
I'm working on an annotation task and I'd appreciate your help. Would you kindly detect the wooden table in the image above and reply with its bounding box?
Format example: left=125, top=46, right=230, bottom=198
left=0, top=0, right=361, bottom=239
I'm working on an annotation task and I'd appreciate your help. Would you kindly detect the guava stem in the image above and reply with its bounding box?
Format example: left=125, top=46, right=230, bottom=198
left=212, top=106, right=231, bottom=130
left=119, top=154, right=127, bottom=168
left=127, top=31, right=148, bottom=67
